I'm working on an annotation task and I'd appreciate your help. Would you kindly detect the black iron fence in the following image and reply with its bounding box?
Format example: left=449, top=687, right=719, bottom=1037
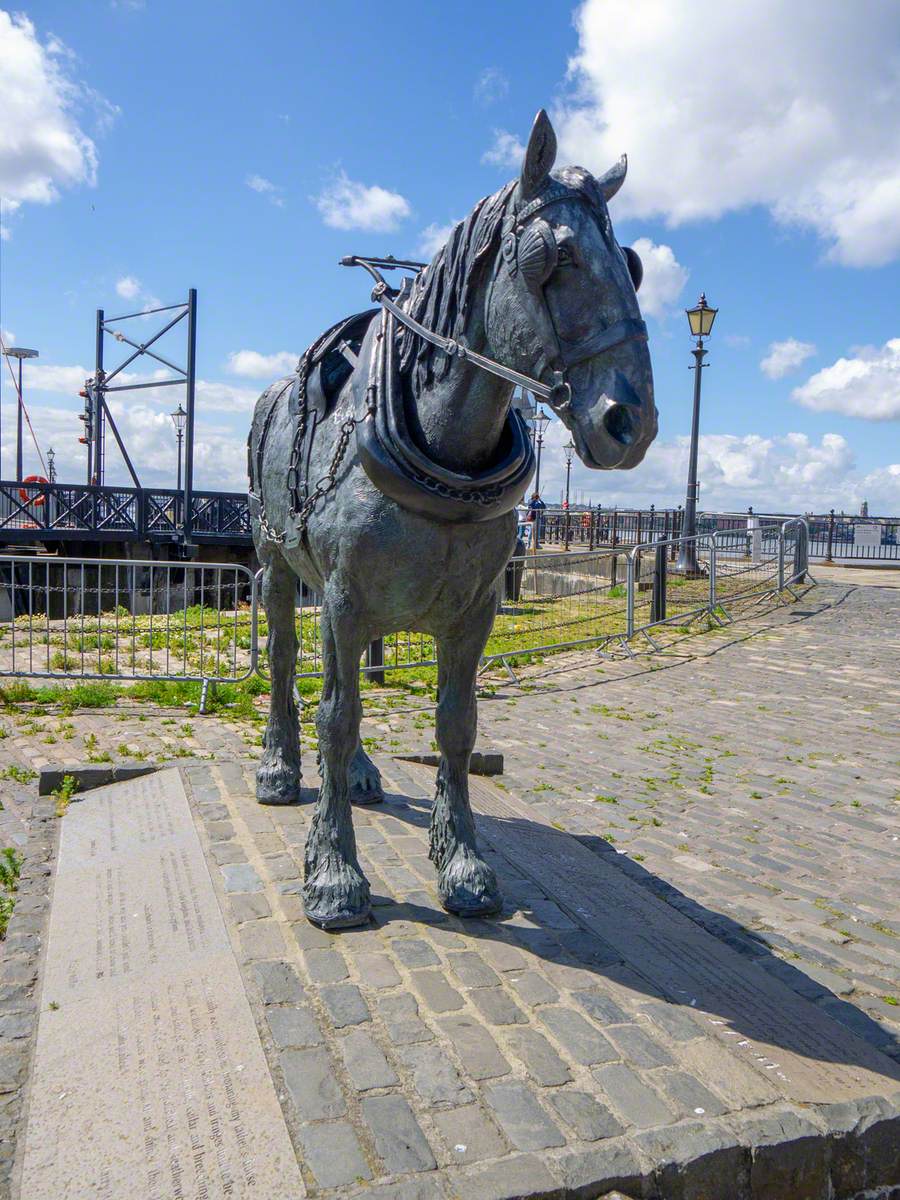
left=0, top=479, right=252, bottom=545
left=531, top=506, right=899, bottom=561
left=3, top=480, right=897, bottom=561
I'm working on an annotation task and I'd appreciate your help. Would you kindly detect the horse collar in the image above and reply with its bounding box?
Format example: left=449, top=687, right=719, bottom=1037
left=355, top=308, right=535, bottom=525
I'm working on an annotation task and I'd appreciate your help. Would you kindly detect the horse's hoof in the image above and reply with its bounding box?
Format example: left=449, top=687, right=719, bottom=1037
left=349, top=746, right=384, bottom=806
left=256, top=760, right=301, bottom=806
left=303, top=859, right=372, bottom=928
left=438, top=847, right=502, bottom=918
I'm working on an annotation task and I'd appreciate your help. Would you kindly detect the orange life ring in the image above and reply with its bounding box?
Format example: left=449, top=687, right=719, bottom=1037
left=19, top=475, right=48, bottom=506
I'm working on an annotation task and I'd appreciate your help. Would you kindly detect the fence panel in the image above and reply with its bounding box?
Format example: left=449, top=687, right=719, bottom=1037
left=487, top=548, right=628, bottom=663
left=0, top=526, right=813, bottom=690
left=0, top=556, right=255, bottom=683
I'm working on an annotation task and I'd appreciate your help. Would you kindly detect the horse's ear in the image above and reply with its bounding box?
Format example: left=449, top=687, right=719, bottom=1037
left=596, top=155, right=627, bottom=202
left=519, top=110, right=557, bottom=201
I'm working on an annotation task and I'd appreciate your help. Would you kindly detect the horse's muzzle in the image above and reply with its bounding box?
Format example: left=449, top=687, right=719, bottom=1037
left=570, top=369, right=658, bottom=471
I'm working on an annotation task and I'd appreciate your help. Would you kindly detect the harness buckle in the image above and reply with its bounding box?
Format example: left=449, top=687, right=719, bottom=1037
left=548, top=376, right=572, bottom=413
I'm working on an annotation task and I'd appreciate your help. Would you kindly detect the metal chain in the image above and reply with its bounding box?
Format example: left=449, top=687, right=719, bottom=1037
left=256, top=327, right=376, bottom=547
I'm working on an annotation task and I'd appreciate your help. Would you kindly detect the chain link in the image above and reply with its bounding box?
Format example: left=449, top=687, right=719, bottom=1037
left=255, top=326, right=375, bottom=547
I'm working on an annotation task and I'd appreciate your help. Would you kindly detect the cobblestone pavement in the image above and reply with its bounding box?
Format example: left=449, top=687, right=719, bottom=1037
left=1, top=575, right=899, bottom=1197
left=377, top=579, right=900, bottom=1057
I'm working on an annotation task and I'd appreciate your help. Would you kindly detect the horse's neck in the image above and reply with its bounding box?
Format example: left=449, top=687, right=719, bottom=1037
left=406, top=345, right=512, bottom=474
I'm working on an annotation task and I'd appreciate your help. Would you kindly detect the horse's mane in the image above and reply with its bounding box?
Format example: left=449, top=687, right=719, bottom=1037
left=398, top=180, right=516, bottom=394
left=397, top=168, right=609, bottom=394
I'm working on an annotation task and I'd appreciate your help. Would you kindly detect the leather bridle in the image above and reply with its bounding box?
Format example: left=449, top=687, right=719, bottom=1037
left=342, top=182, right=647, bottom=415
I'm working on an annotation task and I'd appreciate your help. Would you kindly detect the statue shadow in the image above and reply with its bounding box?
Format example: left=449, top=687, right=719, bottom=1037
left=365, top=787, right=900, bottom=1081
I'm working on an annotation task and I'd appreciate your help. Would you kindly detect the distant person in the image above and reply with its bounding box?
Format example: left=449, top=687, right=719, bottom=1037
left=526, top=492, right=546, bottom=520
left=526, top=491, right=546, bottom=545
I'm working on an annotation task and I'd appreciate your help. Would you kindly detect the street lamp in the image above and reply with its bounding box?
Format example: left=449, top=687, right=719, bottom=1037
left=2, top=346, right=39, bottom=482
left=46, top=447, right=56, bottom=483
left=533, top=407, right=550, bottom=495
left=563, top=438, right=575, bottom=550
left=171, top=403, right=187, bottom=492
left=674, top=293, right=717, bottom=575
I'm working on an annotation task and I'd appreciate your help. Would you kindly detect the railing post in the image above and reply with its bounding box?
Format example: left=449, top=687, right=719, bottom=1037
left=626, top=553, right=636, bottom=639
left=366, top=638, right=385, bottom=686
left=589, top=505, right=596, bottom=551
left=778, top=528, right=786, bottom=591
left=826, top=509, right=835, bottom=562
left=611, top=508, right=618, bottom=546
left=709, top=536, right=717, bottom=612
left=650, top=542, right=667, bottom=625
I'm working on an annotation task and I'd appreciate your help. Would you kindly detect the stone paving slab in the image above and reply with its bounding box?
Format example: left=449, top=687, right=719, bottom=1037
left=17, top=770, right=304, bottom=1200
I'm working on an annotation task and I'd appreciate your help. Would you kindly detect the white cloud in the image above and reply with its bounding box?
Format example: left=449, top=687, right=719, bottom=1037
left=246, top=174, right=285, bottom=207
left=792, top=338, right=900, bottom=420
left=1, top=328, right=15, bottom=347
left=481, top=129, right=525, bottom=169
left=227, top=350, right=299, bottom=379
left=27, top=363, right=91, bottom=394
left=534, top=415, right=896, bottom=511
left=21, top=360, right=258, bottom=414
left=553, top=0, right=900, bottom=266
left=416, top=221, right=458, bottom=259
left=474, top=67, right=509, bottom=106
left=115, top=275, right=141, bottom=300
left=630, top=238, right=688, bottom=320
left=0, top=14, right=116, bottom=236
left=760, top=338, right=816, bottom=380
left=194, top=380, right=260, bottom=413
left=314, top=171, right=411, bottom=232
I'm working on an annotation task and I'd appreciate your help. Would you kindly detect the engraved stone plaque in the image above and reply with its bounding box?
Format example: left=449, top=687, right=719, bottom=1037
left=21, top=770, right=305, bottom=1200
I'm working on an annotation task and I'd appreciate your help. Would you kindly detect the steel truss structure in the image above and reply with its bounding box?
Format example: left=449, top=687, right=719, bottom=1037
left=82, top=290, right=199, bottom=538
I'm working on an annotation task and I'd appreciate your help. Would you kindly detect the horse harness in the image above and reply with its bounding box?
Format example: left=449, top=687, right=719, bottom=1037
left=250, top=180, right=649, bottom=544
left=249, top=310, right=377, bottom=547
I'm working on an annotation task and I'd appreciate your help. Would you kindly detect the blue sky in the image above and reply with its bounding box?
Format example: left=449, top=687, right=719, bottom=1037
left=2, top=1, right=899, bottom=512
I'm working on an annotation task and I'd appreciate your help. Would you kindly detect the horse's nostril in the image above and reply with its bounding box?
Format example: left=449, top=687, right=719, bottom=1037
left=604, top=403, right=636, bottom=446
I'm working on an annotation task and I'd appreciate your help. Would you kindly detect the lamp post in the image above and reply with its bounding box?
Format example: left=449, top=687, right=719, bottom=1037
left=674, top=294, right=717, bottom=576
left=171, top=403, right=187, bottom=493
left=533, top=408, right=550, bottom=495
left=563, top=437, right=575, bottom=550
left=3, top=347, right=39, bottom=482
left=46, top=447, right=56, bottom=483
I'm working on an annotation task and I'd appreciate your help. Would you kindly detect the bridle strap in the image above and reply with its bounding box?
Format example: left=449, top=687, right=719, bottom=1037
left=341, top=252, right=647, bottom=408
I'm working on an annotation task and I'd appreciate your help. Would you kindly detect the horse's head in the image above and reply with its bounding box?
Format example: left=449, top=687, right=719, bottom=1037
left=486, top=110, right=657, bottom=470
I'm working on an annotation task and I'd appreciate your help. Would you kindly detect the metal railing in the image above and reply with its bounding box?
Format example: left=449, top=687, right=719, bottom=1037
left=0, top=556, right=255, bottom=683
left=0, top=479, right=252, bottom=545
left=700, top=510, right=898, bottom=561
left=528, top=505, right=899, bottom=561
left=1, top=523, right=811, bottom=692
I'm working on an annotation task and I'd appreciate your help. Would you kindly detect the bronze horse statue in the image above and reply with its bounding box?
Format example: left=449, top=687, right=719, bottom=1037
left=248, top=111, right=656, bottom=928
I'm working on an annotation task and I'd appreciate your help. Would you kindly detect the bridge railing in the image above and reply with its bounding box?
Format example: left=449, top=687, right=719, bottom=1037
left=0, top=480, right=252, bottom=543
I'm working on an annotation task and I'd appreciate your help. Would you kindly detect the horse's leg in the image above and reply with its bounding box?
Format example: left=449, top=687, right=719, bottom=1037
left=256, top=549, right=302, bottom=806
left=430, top=597, right=502, bottom=916
left=303, top=588, right=371, bottom=928
left=349, top=741, right=384, bottom=805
